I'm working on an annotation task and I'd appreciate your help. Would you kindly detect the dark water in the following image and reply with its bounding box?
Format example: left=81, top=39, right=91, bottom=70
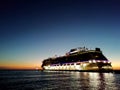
left=0, top=70, right=120, bottom=90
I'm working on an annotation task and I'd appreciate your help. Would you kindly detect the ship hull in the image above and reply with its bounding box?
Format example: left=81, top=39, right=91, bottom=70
left=42, top=47, right=113, bottom=72
left=43, top=61, right=112, bottom=72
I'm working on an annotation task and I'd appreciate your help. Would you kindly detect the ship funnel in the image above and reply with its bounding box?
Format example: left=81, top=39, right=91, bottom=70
left=95, top=48, right=101, bottom=51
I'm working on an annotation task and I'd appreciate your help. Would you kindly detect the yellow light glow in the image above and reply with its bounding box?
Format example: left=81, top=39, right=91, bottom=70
left=93, top=60, right=96, bottom=63
left=89, top=60, right=92, bottom=63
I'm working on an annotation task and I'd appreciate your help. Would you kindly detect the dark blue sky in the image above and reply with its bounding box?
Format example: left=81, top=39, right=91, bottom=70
left=0, top=0, right=120, bottom=69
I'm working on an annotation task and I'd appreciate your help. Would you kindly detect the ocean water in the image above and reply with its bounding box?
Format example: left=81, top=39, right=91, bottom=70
left=0, top=70, right=120, bottom=90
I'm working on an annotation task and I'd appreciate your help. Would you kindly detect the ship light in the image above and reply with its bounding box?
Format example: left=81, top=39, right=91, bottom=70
left=103, top=61, right=106, bottom=63
left=83, top=63, right=86, bottom=67
left=93, top=60, right=96, bottom=63
left=95, top=55, right=98, bottom=57
left=74, top=63, right=76, bottom=66
left=89, top=60, right=92, bottom=63
left=97, top=60, right=100, bottom=62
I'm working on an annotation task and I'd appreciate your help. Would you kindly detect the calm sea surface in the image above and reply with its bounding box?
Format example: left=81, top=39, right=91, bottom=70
left=0, top=70, right=120, bottom=90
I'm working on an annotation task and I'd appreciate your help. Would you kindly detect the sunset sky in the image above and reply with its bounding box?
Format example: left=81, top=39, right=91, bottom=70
left=0, top=0, right=120, bottom=70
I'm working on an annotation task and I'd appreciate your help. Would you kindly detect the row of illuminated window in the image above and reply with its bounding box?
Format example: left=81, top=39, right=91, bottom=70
left=50, top=62, right=83, bottom=66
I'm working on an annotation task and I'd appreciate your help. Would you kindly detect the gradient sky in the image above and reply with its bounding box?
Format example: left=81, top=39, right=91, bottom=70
left=0, top=0, right=120, bottom=69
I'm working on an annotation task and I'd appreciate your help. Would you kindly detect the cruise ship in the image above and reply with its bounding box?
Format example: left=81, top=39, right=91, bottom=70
left=42, top=47, right=113, bottom=72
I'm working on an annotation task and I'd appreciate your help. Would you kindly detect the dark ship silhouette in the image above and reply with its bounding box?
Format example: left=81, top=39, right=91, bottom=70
left=42, top=47, right=112, bottom=72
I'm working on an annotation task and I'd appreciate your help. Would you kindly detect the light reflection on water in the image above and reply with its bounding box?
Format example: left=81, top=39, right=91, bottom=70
left=61, top=71, right=118, bottom=90
left=0, top=70, right=119, bottom=90
left=89, top=72, right=117, bottom=90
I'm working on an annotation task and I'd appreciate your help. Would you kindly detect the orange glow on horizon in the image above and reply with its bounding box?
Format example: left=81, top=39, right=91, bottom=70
left=0, top=62, right=42, bottom=70
left=0, top=60, right=120, bottom=70
left=111, top=61, right=120, bottom=70
left=0, top=64, right=120, bottom=70
left=0, top=65, right=42, bottom=70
